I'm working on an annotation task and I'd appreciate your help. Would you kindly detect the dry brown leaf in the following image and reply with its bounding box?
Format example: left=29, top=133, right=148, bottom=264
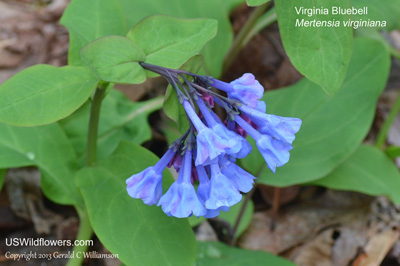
left=354, top=229, right=400, bottom=266
left=293, top=229, right=335, bottom=266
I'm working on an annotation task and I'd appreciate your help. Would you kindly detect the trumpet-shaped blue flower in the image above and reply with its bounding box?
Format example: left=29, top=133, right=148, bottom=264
left=157, top=149, right=206, bottom=218
left=196, top=165, right=226, bottom=218
left=183, top=100, right=235, bottom=165
left=239, top=104, right=302, bottom=145
left=219, top=156, right=256, bottom=193
left=234, top=115, right=294, bottom=173
left=126, top=148, right=175, bottom=205
left=205, top=163, right=242, bottom=210
left=209, top=73, right=264, bottom=108
left=196, top=98, right=252, bottom=158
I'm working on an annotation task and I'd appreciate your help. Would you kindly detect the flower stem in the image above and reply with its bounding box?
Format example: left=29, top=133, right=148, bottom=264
left=390, top=47, right=400, bottom=61
left=67, top=81, right=108, bottom=266
left=223, top=2, right=269, bottom=73
left=230, top=186, right=256, bottom=246
left=66, top=206, right=93, bottom=266
left=376, top=90, right=400, bottom=149
left=86, top=82, right=108, bottom=166
left=243, top=7, right=277, bottom=45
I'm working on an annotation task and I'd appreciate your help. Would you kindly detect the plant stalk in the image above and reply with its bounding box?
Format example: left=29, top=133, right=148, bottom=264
left=67, top=82, right=108, bottom=266
left=376, top=90, right=400, bottom=149
left=86, top=83, right=107, bottom=166
left=230, top=186, right=256, bottom=245
left=66, top=206, right=93, bottom=266
left=223, top=2, right=269, bottom=73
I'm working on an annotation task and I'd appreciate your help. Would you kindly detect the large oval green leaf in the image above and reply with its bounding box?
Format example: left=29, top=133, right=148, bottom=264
left=241, top=38, right=390, bottom=186
left=76, top=141, right=196, bottom=266
left=80, top=36, right=147, bottom=84
left=0, top=65, right=99, bottom=127
left=275, top=0, right=353, bottom=94
left=311, top=145, right=400, bottom=203
left=127, top=15, right=217, bottom=77
left=0, top=122, right=81, bottom=205
left=352, top=0, right=400, bottom=31
left=60, top=0, right=243, bottom=77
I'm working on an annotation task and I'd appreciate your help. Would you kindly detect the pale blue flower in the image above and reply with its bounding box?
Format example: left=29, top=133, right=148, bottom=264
left=182, top=100, right=234, bottom=165
left=219, top=156, right=256, bottom=193
left=205, top=163, right=242, bottom=210
left=234, top=115, right=295, bottom=173
left=209, top=73, right=264, bottom=108
left=126, top=148, right=175, bottom=205
left=239, top=104, right=302, bottom=145
left=196, top=98, right=252, bottom=159
left=196, top=165, right=227, bottom=218
left=157, top=149, right=206, bottom=218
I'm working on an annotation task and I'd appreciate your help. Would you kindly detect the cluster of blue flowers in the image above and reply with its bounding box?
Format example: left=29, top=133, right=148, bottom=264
left=126, top=63, right=302, bottom=218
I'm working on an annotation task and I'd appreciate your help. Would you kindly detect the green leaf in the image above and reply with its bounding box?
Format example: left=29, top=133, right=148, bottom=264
left=61, top=0, right=243, bottom=77
left=0, top=169, right=6, bottom=191
left=246, top=0, right=270, bottom=7
left=385, top=146, right=400, bottom=159
left=219, top=200, right=254, bottom=238
left=352, top=0, right=400, bottom=31
left=241, top=38, right=390, bottom=186
left=196, top=241, right=296, bottom=266
left=188, top=216, right=206, bottom=227
left=163, top=86, right=190, bottom=134
left=163, top=55, right=204, bottom=133
left=311, top=145, right=400, bottom=204
left=0, top=65, right=99, bottom=127
left=76, top=141, right=196, bottom=266
left=60, top=0, right=128, bottom=66
left=161, top=119, right=182, bottom=146
left=80, top=36, right=147, bottom=84
left=275, top=0, right=353, bottom=94
left=59, top=89, right=163, bottom=164
left=0, top=123, right=80, bottom=205
left=127, top=15, right=217, bottom=77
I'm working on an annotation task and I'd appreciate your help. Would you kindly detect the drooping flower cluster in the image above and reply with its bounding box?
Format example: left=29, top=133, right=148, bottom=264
left=126, top=63, right=302, bottom=218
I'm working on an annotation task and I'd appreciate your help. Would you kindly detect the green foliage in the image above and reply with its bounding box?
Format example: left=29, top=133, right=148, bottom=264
left=80, top=36, right=147, bottom=84
left=0, top=122, right=81, bottom=205
left=0, top=65, right=99, bottom=127
left=312, top=145, right=400, bottom=203
left=60, top=0, right=243, bottom=77
left=127, top=15, right=217, bottom=77
left=385, top=146, right=400, bottom=159
left=196, top=241, right=296, bottom=266
left=60, top=89, right=163, bottom=164
left=241, top=38, right=390, bottom=186
left=246, top=0, right=270, bottom=7
left=76, top=141, right=196, bottom=266
left=352, top=0, right=400, bottom=31
left=275, top=0, right=353, bottom=94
